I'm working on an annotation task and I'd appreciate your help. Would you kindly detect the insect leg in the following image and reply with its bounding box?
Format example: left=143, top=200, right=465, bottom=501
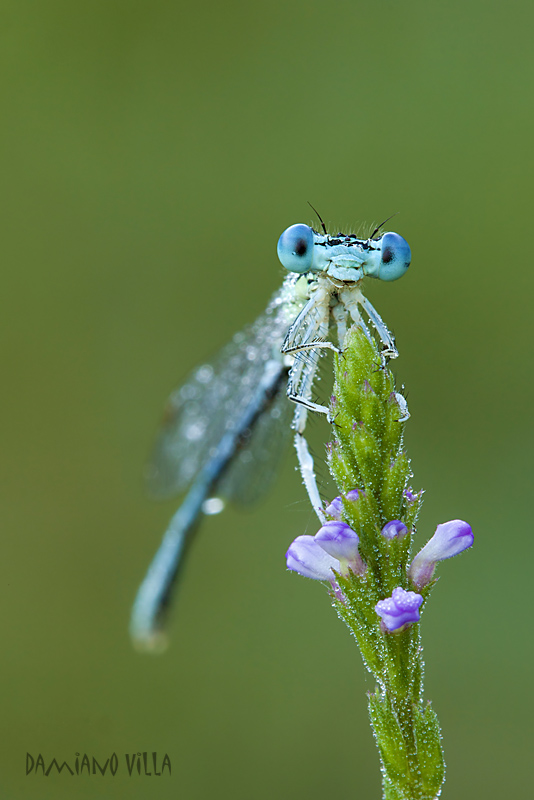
left=282, top=339, right=341, bottom=356
left=287, top=312, right=332, bottom=522
left=293, top=426, right=327, bottom=524
left=284, top=291, right=333, bottom=416
left=357, top=293, right=398, bottom=358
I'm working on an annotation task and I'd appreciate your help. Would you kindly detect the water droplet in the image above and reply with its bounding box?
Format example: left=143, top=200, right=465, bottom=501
left=196, top=365, right=214, bottom=383
left=202, top=497, right=225, bottom=515
left=185, top=421, right=206, bottom=441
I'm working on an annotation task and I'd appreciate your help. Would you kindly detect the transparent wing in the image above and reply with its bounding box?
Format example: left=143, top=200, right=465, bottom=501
left=217, top=375, right=294, bottom=505
left=145, top=283, right=297, bottom=502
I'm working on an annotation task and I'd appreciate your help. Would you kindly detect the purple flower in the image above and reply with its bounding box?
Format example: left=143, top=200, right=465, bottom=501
left=375, top=587, right=423, bottom=632
left=325, top=496, right=344, bottom=520
left=286, top=535, right=340, bottom=581
left=408, top=519, right=474, bottom=588
left=315, top=520, right=365, bottom=575
left=381, top=520, right=408, bottom=540
left=325, top=489, right=360, bottom=520
left=286, top=514, right=366, bottom=582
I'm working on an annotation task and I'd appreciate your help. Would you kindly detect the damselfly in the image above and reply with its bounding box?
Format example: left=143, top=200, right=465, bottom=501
left=130, top=218, right=411, bottom=650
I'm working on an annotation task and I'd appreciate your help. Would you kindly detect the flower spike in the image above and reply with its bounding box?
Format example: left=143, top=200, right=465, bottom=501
left=285, top=325, right=470, bottom=799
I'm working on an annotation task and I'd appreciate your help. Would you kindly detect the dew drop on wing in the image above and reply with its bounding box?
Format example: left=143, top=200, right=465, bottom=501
left=202, top=497, right=225, bottom=515
left=196, top=365, right=214, bottom=384
left=185, top=420, right=207, bottom=442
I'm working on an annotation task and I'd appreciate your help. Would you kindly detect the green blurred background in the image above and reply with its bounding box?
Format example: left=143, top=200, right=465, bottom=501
left=1, top=0, right=532, bottom=797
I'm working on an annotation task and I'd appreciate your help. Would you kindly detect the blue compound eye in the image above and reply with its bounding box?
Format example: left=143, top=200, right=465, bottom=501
left=378, top=232, right=411, bottom=281
left=277, top=224, right=315, bottom=273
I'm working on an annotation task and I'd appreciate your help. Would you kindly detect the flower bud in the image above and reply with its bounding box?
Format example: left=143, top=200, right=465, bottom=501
left=375, top=587, right=423, bottom=632
left=381, top=520, right=408, bottom=540
left=325, top=489, right=361, bottom=520
left=408, top=519, right=473, bottom=588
